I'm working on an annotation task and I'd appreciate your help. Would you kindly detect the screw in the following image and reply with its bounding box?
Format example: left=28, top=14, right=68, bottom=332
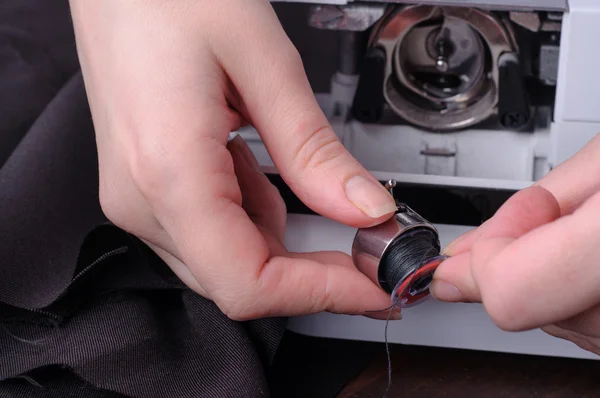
left=436, top=57, right=449, bottom=72
left=502, top=111, right=529, bottom=129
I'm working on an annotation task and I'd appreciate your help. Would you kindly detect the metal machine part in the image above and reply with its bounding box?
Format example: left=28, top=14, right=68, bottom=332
left=275, top=0, right=568, bottom=13
left=352, top=180, right=444, bottom=307
left=366, top=5, right=525, bottom=131
left=308, top=4, right=549, bottom=130
left=308, top=4, right=386, bottom=31
left=509, top=11, right=562, bottom=32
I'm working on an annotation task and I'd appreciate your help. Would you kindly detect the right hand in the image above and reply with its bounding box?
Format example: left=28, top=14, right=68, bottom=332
left=69, top=0, right=399, bottom=321
left=431, top=133, right=600, bottom=354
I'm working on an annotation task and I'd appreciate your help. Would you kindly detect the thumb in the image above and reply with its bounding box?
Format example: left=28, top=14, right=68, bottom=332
left=213, top=1, right=396, bottom=227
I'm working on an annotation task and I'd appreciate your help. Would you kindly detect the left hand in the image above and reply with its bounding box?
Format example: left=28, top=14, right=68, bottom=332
left=69, top=0, right=398, bottom=321
left=430, top=133, right=600, bottom=355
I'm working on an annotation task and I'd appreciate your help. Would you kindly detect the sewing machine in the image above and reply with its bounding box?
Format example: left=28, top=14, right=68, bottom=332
left=236, top=0, right=600, bottom=360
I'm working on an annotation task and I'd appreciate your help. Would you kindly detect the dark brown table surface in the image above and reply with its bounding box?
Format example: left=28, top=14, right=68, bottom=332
left=339, top=344, right=600, bottom=398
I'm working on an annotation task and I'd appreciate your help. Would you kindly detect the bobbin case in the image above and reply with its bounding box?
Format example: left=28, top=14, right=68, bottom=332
left=351, top=201, right=440, bottom=299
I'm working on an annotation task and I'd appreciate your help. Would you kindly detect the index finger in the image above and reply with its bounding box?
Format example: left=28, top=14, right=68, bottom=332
left=436, top=190, right=600, bottom=332
left=443, top=186, right=561, bottom=256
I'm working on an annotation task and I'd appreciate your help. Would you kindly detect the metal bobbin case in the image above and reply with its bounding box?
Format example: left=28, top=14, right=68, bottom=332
left=352, top=180, right=446, bottom=307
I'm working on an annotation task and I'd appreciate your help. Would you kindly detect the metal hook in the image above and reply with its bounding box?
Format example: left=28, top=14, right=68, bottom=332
left=384, top=179, right=406, bottom=213
left=384, top=179, right=397, bottom=195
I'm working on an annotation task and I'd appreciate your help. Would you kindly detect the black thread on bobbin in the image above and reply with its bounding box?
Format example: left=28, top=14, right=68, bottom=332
left=379, top=227, right=440, bottom=397
left=378, top=227, right=441, bottom=295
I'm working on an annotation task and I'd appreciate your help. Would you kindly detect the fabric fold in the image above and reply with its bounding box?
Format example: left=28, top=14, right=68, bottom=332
left=0, top=73, right=106, bottom=309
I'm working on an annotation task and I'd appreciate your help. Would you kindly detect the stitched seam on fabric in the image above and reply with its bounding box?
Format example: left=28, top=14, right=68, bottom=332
left=68, top=246, right=129, bottom=287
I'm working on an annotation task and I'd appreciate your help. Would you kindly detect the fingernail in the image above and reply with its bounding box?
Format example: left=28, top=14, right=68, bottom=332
left=441, top=244, right=454, bottom=256
left=441, top=236, right=463, bottom=256
left=391, top=308, right=402, bottom=320
left=231, top=135, right=261, bottom=171
left=430, top=280, right=464, bottom=302
left=441, top=236, right=465, bottom=256
left=345, top=176, right=397, bottom=218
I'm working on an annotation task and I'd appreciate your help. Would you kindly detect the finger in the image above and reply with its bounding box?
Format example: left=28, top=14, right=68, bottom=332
left=365, top=309, right=403, bottom=321
left=226, top=88, right=395, bottom=319
left=542, top=324, right=600, bottom=356
left=291, top=250, right=400, bottom=320
left=465, top=191, right=600, bottom=331
left=544, top=305, right=600, bottom=355
left=432, top=236, right=517, bottom=304
left=554, top=302, right=600, bottom=338
left=440, top=228, right=478, bottom=256
left=219, top=253, right=395, bottom=320
left=228, top=135, right=286, bottom=240
left=212, top=0, right=397, bottom=227
left=536, top=132, right=600, bottom=215
left=442, top=186, right=561, bottom=256
left=430, top=252, right=481, bottom=302
left=157, top=129, right=393, bottom=319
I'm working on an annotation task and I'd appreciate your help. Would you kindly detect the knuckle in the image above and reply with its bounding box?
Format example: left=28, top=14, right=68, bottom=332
left=213, top=270, right=270, bottom=322
left=288, top=49, right=304, bottom=73
left=97, top=176, right=153, bottom=237
left=127, top=139, right=172, bottom=200
left=310, top=284, right=333, bottom=314
left=471, top=244, right=528, bottom=331
left=97, top=170, right=140, bottom=232
left=218, top=295, right=259, bottom=321
left=265, top=180, right=287, bottom=213
left=279, top=44, right=303, bottom=71
left=274, top=191, right=287, bottom=214
left=218, top=300, right=242, bottom=320
left=293, top=126, right=347, bottom=172
left=223, top=307, right=252, bottom=322
left=123, top=122, right=204, bottom=199
left=482, top=290, right=525, bottom=331
left=220, top=258, right=289, bottom=320
left=304, top=267, right=333, bottom=313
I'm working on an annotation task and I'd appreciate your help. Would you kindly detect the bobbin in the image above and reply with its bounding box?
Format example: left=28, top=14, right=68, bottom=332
left=352, top=180, right=445, bottom=307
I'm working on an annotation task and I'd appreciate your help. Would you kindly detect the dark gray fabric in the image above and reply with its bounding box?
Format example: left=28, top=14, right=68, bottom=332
left=0, top=73, right=106, bottom=308
left=2, top=366, right=129, bottom=397
left=0, top=1, right=287, bottom=396
left=0, top=0, right=79, bottom=167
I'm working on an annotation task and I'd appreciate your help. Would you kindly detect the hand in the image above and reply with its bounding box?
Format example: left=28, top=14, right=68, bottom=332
left=69, top=0, right=399, bottom=320
left=430, top=133, right=600, bottom=355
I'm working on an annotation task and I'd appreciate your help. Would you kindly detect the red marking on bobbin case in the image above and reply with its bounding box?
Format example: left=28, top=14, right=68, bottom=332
left=392, top=255, right=447, bottom=307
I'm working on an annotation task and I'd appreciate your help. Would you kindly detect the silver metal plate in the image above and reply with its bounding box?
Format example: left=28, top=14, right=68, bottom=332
left=273, top=0, right=568, bottom=12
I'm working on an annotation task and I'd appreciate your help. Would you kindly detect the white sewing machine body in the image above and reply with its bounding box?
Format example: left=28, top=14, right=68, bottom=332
left=239, top=0, right=600, bottom=360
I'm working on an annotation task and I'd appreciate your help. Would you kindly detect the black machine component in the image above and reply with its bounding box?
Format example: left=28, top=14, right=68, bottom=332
left=498, top=53, right=531, bottom=129
left=350, top=47, right=387, bottom=123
